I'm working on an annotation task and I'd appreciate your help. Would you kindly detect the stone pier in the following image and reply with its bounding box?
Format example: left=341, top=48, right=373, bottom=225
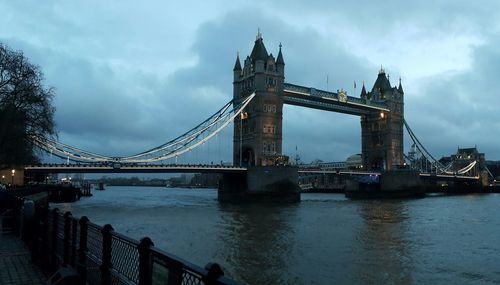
left=218, top=166, right=300, bottom=202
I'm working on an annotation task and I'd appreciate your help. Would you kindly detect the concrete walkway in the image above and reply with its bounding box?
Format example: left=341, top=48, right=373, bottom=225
left=0, top=217, right=47, bottom=285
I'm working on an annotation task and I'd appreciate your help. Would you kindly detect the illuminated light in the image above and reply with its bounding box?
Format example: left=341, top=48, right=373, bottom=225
left=380, top=112, right=385, bottom=119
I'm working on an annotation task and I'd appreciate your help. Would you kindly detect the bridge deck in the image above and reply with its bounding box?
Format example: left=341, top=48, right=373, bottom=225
left=299, top=169, right=480, bottom=181
left=25, top=165, right=247, bottom=174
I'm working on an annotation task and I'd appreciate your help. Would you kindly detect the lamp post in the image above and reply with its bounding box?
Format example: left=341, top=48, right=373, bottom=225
left=239, top=112, right=248, bottom=167
left=239, top=113, right=243, bottom=167
left=1, top=175, right=5, bottom=184
left=11, top=169, right=15, bottom=186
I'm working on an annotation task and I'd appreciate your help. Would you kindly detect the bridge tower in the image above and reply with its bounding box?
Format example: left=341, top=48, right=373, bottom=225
left=232, top=33, right=285, bottom=167
left=360, top=69, right=404, bottom=171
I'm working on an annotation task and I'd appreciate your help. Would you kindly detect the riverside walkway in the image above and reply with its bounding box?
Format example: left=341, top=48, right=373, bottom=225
left=0, top=186, right=240, bottom=285
left=0, top=220, right=47, bottom=285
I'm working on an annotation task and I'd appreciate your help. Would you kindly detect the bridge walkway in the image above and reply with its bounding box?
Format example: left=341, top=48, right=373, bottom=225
left=0, top=214, right=47, bottom=285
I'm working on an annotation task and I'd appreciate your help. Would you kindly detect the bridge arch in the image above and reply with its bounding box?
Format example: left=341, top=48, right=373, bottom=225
left=242, top=147, right=255, bottom=167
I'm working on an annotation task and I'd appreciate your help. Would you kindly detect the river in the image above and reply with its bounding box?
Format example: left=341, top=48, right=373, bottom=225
left=55, top=186, right=500, bottom=285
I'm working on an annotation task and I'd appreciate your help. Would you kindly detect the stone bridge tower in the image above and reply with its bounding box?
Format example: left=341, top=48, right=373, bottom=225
left=232, top=33, right=285, bottom=167
left=361, top=69, right=405, bottom=171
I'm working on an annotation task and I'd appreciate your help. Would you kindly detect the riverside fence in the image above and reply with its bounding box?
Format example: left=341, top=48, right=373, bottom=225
left=5, top=193, right=240, bottom=285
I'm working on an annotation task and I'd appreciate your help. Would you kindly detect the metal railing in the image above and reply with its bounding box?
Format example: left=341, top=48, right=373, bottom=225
left=8, top=196, right=240, bottom=285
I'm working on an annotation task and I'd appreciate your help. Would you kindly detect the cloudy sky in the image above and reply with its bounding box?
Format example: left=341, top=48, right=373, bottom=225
left=1, top=0, right=500, bottom=164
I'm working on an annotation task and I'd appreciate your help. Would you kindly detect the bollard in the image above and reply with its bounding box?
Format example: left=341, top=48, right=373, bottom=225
left=78, top=216, right=89, bottom=284
left=138, top=237, right=154, bottom=285
left=100, top=224, right=114, bottom=285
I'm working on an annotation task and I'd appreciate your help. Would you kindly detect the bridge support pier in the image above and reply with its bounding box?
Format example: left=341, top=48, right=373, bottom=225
left=218, top=166, right=301, bottom=203
left=346, top=170, right=425, bottom=199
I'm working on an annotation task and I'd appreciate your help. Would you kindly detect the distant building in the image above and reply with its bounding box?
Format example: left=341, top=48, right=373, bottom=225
left=190, top=173, right=221, bottom=188
left=346, top=154, right=362, bottom=170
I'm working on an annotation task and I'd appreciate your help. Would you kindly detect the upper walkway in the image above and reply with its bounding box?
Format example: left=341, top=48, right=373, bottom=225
left=283, top=83, right=389, bottom=115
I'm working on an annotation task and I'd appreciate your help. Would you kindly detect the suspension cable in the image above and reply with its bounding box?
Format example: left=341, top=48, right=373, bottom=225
left=33, top=93, right=255, bottom=164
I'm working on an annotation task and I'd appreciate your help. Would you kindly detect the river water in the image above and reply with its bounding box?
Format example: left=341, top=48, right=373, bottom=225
left=55, top=186, right=500, bottom=285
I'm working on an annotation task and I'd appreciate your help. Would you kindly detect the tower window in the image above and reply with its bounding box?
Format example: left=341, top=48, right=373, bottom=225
left=263, top=124, right=276, bottom=134
left=267, top=77, right=276, bottom=87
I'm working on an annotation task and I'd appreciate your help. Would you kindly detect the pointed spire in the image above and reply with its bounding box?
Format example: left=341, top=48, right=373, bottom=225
left=398, top=77, right=404, bottom=93
left=233, top=51, right=241, bottom=71
left=250, top=32, right=268, bottom=63
left=379, top=65, right=385, bottom=74
left=276, top=42, right=285, bottom=65
left=256, top=28, right=262, bottom=40
left=372, top=68, right=391, bottom=93
left=360, top=81, right=367, bottom=98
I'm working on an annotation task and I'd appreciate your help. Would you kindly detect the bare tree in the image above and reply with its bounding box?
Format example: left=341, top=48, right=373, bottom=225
left=0, top=43, right=56, bottom=167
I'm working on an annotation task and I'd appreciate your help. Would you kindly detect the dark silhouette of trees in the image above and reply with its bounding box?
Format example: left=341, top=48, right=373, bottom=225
left=0, top=43, right=56, bottom=168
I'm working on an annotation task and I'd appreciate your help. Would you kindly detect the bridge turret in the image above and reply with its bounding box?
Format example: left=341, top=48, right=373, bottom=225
left=250, top=32, right=268, bottom=73
left=360, top=82, right=367, bottom=99
left=276, top=43, right=285, bottom=74
left=233, top=52, right=242, bottom=81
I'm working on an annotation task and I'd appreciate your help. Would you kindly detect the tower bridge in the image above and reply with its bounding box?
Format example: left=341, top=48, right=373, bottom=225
left=232, top=33, right=404, bottom=171
left=17, top=33, right=490, bottom=201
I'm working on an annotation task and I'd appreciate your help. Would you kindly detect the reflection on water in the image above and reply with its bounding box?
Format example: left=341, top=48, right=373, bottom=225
left=217, top=204, right=298, bottom=284
left=355, top=201, right=412, bottom=284
left=59, top=187, right=500, bottom=285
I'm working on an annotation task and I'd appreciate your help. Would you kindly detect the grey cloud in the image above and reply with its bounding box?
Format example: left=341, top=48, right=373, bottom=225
left=3, top=1, right=500, bottom=164
left=407, top=39, right=500, bottom=160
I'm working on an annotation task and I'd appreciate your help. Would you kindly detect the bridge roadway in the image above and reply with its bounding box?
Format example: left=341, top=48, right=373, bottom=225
left=299, top=169, right=480, bottom=181
left=24, top=164, right=247, bottom=174
left=25, top=165, right=479, bottom=182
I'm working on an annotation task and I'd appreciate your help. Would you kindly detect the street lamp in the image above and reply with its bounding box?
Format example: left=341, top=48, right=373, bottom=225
left=11, top=169, right=15, bottom=186
left=239, top=113, right=243, bottom=167
left=1, top=175, right=5, bottom=184
left=239, top=112, right=248, bottom=167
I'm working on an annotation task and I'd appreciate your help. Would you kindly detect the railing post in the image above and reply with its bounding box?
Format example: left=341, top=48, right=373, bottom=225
left=101, top=224, right=114, bottom=285
left=29, top=203, right=40, bottom=263
left=36, top=206, right=49, bottom=268
left=71, top=217, right=78, bottom=267
left=78, top=216, right=89, bottom=284
left=138, top=237, right=154, bottom=285
left=51, top=208, right=60, bottom=272
left=63, top=211, right=72, bottom=265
